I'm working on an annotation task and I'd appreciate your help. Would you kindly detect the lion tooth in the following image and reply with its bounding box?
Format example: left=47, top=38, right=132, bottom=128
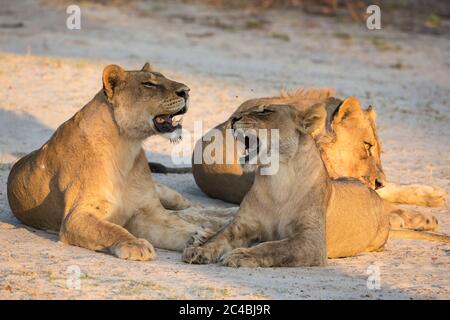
left=172, top=115, right=183, bottom=125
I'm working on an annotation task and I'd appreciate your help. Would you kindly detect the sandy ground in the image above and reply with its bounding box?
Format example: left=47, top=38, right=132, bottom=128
left=0, top=0, right=449, bottom=299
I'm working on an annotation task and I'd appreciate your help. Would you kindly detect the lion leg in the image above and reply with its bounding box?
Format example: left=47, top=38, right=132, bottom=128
left=182, top=217, right=259, bottom=265
left=60, top=211, right=155, bottom=261
left=377, top=182, right=447, bottom=207
left=220, top=215, right=327, bottom=268
left=172, top=207, right=237, bottom=232
left=124, top=154, right=214, bottom=251
left=125, top=208, right=214, bottom=252
left=384, top=200, right=439, bottom=231
left=155, top=182, right=192, bottom=210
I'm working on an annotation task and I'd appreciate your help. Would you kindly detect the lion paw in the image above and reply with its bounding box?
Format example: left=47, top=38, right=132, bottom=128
left=163, top=197, right=192, bottom=210
left=220, top=248, right=260, bottom=268
left=414, top=185, right=447, bottom=207
left=389, top=214, right=406, bottom=229
left=389, top=211, right=439, bottom=231
left=186, top=228, right=216, bottom=247
left=111, top=238, right=156, bottom=261
left=182, top=245, right=220, bottom=264
left=172, top=197, right=193, bottom=210
left=409, top=212, right=439, bottom=231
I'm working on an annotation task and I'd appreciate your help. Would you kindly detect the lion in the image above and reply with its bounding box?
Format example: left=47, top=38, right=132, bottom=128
left=182, top=104, right=450, bottom=268
left=187, top=89, right=444, bottom=231
left=7, top=63, right=222, bottom=261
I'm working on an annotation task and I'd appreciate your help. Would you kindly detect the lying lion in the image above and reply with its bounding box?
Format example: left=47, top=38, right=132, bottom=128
left=185, top=89, right=445, bottom=231
left=183, top=104, right=449, bottom=268
left=7, top=63, right=220, bottom=261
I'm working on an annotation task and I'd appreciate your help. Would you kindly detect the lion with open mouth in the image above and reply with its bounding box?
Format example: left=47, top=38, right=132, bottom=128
left=7, top=63, right=215, bottom=260
left=183, top=103, right=450, bottom=268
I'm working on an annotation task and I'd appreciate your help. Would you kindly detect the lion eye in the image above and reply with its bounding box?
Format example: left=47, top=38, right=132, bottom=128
left=258, top=109, right=275, bottom=116
left=142, top=81, right=158, bottom=88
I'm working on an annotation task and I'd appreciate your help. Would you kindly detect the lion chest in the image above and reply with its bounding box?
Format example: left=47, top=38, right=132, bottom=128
left=100, top=170, right=142, bottom=227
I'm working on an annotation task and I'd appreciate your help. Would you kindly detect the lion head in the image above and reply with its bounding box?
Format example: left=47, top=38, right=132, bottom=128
left=319, top=96, right=386, bottom=190
left=231, top=103, right=327, bottom=168
left=102, top=63, right=190, bottom=140
left=231, top=90, right=386, bottom=190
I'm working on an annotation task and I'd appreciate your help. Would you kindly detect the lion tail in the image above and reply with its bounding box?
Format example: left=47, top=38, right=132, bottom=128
left=389, top=229, right=450, bottom=243
left=148, top=162, right=192, bottom=174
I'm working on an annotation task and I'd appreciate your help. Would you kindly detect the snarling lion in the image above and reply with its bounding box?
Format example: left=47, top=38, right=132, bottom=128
left=189, top=89, right=445, bottom=231
left=183, top=104, right=449, bottom=268
left=7, top=63, right=218, bottom=261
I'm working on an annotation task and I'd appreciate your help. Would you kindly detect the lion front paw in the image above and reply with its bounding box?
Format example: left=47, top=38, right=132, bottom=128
left=182, top=245, right=221, bottom=264
left=186, top=228, right=216, bottom=247
left=111, top=238, right=156, bottom=261
left=162, top=197, right=192, bottom=210
left=172, top=197, right=193, bottom=210
left=220, top=248, right=260, bottom=268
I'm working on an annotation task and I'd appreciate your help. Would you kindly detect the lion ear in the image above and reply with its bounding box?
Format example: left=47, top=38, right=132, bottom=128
left=367, top=105, right=377, bottom=122
left=332, top=96, right=363, bottom=125
left=102, top=64, right=126, bottom=100
left=297, top=103, right=327, bottom=136
left=141, top=62, right=152, bottom=72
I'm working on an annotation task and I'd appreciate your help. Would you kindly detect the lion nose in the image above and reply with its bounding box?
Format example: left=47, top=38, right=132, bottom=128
left=176, top=86, right=190, bottom=100
left=375, top=178, right=385, bottom=190
left=375, top=169, right=386, bottom=190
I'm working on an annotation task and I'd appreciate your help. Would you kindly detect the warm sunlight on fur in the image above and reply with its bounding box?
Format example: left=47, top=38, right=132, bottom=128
left=7, top=63, right=214, bottom=261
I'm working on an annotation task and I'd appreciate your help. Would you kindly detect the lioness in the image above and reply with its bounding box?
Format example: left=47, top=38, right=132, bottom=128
left=189, top=89, right=443, bottom=231
left=183, top=104, right=449, bottom=267
left=7, top=63, right=212, bottom=261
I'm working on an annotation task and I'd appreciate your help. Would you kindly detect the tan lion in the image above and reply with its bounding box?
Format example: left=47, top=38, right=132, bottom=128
left=7, top=63, right=223, bottom=261
left=183, top=104, right=450, bottom=268
left=188, top=89, right=445, bottom=231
